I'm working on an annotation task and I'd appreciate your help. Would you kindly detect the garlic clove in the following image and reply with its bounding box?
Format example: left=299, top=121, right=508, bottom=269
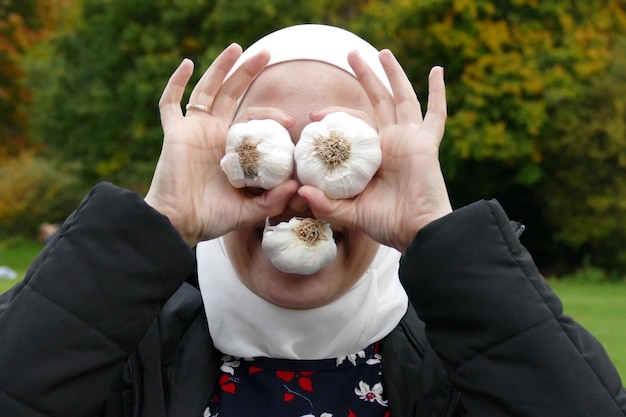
left=294, top=112, right=382, bottom=199
left=220, top=119, right=295, bottom=190
left=261, top=217, right=337, bottom=275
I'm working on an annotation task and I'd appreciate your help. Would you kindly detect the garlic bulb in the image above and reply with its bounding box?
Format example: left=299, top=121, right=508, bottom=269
left=294, top=112, right=382, bottom=199
left=262, top=217, right=337, bottom=275
left=220, top=119, right=295, bottom=189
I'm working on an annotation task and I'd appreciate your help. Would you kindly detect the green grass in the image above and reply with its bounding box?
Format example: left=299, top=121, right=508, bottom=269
left=548, top=279, right=626, bottom=380
left=0, top=238, right=44, bottom=294
left=0, top=239, right=625, bottom=379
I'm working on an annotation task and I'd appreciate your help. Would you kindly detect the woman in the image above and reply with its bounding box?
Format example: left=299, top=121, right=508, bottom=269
left=0, top=24, right=624, bottom=417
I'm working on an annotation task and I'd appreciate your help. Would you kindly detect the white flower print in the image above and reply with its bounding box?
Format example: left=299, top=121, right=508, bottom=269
left=220, top=355, right=240, bottom=375
left=365, top=353, right=382, bottom=365
left=203, top=405, right=218, bottom=417
left=354, top=380, right=388, bottom=406
left=336, top=350, right=366, bottom=366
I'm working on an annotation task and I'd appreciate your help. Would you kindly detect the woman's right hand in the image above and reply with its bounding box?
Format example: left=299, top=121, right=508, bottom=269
left=145, top=44, right=299, bottom=246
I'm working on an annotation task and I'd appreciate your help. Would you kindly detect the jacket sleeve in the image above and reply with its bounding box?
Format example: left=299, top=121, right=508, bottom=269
left=399, top=199, right=626, bottom=417
left=0, top=183, right=195, bottom=417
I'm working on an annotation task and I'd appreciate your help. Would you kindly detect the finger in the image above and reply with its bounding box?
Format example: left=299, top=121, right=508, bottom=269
left=232, top=106, right=296, bottom=128
left=187, top=43, right=243, bottom=111
left=298, top=186, right=360, bottom=231
left=159, top=58, right=194, bottom=132
left=309, top=107, right=375, bottom=129
left=347, top=50, right=396, bottom=127
left=422, top=67, right=447, bottom=145
left=211, top=50, right=271, bottom=120
left=379, top=49, right=423, bottom=124
left=241, top=180, right=300, bottom=226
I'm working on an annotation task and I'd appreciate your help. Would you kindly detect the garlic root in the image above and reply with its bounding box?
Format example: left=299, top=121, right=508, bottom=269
left=221, top=119, right=295, bottom=189
left=262, top=217, right=337, bottom=275
left=294, top=112, right=382, bottom=199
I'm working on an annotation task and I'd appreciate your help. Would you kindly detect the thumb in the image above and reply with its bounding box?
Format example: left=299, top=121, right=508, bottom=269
left=299, top=185, right=359, bottom=230
left=244, top=180, right=300, bottom=224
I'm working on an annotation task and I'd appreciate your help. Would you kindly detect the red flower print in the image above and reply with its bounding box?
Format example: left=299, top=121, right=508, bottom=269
left=298, top=375, right=313, bottom=392
left=276, top=370, right=315, bottom=392
left=218, top=374, right=237, bottom=394
left=276, top=370, right=295, bottom=381
left=249, top=365, right=263, bottom=375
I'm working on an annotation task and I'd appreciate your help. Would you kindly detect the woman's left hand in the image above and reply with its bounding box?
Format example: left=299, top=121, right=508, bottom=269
left=299, top=50, right=452, bottom=253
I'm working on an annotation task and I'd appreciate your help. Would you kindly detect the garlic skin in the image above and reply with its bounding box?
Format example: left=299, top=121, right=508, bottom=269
left=262, top=217, right=337, bottom=275
left=220, top=119, right=295, bottom=189
left=294, top=112, right=382, bottom=199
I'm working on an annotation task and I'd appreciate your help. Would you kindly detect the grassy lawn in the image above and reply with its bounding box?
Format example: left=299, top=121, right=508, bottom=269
left=1, top=239, right=625, bottom=379
left=548, top=279, right=626, bottom=379
left=0, top=239, right=44, bottom=294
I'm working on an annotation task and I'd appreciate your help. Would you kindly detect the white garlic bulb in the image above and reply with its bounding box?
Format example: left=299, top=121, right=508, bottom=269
left=294, top=112, right=382, bottom=199
left=220, top=119, right=295, bottom=189
left=262, top=217, right=337, bottom=275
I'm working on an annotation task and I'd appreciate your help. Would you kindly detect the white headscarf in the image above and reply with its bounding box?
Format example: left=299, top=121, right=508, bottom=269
left=198, top=24, right=408, bottom=360
left=226, top=24, right=392, bottom=92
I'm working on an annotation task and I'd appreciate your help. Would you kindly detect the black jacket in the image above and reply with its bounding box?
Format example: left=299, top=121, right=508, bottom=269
left=1, top=183, right=625, bottom=417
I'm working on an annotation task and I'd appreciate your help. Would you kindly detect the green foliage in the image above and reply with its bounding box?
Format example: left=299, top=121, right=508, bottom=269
left=539, top=34, right=626, bottom=272
left=547, top=262, right=619, bottom=285
left=25, top=0, right=215, bottom=185
left=0, top=0, right=41, bottom=152
left=355, top=0, right=623, bottom=184
left=549, top=279, right=626, bottom=378
left=0, top=152, right=84, bottom=237
left=1, top=0, right=74, bottom=154
left=24, top=0, right=362, bottom=186
left=353, top=0, right=626, bottom=272
left=0, top=237, right=43, bottom=293
left=20, top=0, right=626, bottom=273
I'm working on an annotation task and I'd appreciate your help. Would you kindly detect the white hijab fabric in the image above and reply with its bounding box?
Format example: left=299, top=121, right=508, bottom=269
left=227, top=24, right=392, bottom=92
left=197, top=24, right=408, bottom=360
left=198, top=238, right=408, bottom=360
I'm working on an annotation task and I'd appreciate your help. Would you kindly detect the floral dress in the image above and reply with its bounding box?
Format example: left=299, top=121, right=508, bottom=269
left=203, top=343, right=391, bottom=417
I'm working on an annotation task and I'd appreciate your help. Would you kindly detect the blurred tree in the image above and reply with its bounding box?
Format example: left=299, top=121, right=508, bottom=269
left=26, top=0, right=218, bottom=188
left=540, top=34, right=626, bottom=273
left=0, top=0, right=41, bottom=153
left=0, top=0, right=65, bottom=155
left=351, top=0, right=626, bottom=273
left=25, top=0, right=366, bottom=187
left=22, top=0, right=626, bottom=272
left=0, top=152, right=83, bottom=237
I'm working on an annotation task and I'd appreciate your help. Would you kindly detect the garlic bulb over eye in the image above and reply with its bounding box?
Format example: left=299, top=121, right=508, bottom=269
left=220, top=119, right=294, bottom=189
left=262, top=217, right=337, bottom=275
left=294, top=112, right=382, bottom=199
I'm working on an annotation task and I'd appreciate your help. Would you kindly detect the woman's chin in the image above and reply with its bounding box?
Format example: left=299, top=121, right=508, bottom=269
left=252, top=244, right=348, bottom=310
left=226, top=224, right=376, bottom=311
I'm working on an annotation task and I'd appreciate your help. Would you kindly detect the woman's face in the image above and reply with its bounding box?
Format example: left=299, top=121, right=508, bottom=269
left=223, top=61, right=380, bottom=310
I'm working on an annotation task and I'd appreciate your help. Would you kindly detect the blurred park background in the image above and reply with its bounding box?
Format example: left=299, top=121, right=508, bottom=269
left=1, top=0, right=626, bottom=369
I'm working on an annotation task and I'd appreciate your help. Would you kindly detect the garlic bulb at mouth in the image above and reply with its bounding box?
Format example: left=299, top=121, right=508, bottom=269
left=294, top=112, right=382, bottom=199
left=262, top=217, right=337, bottom=275
left=220, top=119, right=295, bottom=189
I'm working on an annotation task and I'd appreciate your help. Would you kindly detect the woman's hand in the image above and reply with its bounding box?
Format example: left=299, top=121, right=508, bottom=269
left=145, top=44, right=299, bottom=246
left=300, top=50, right=452, bottom=253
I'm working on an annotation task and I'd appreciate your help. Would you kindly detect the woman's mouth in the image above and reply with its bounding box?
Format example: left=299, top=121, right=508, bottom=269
left=255, top=217, right=345, bottom=244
